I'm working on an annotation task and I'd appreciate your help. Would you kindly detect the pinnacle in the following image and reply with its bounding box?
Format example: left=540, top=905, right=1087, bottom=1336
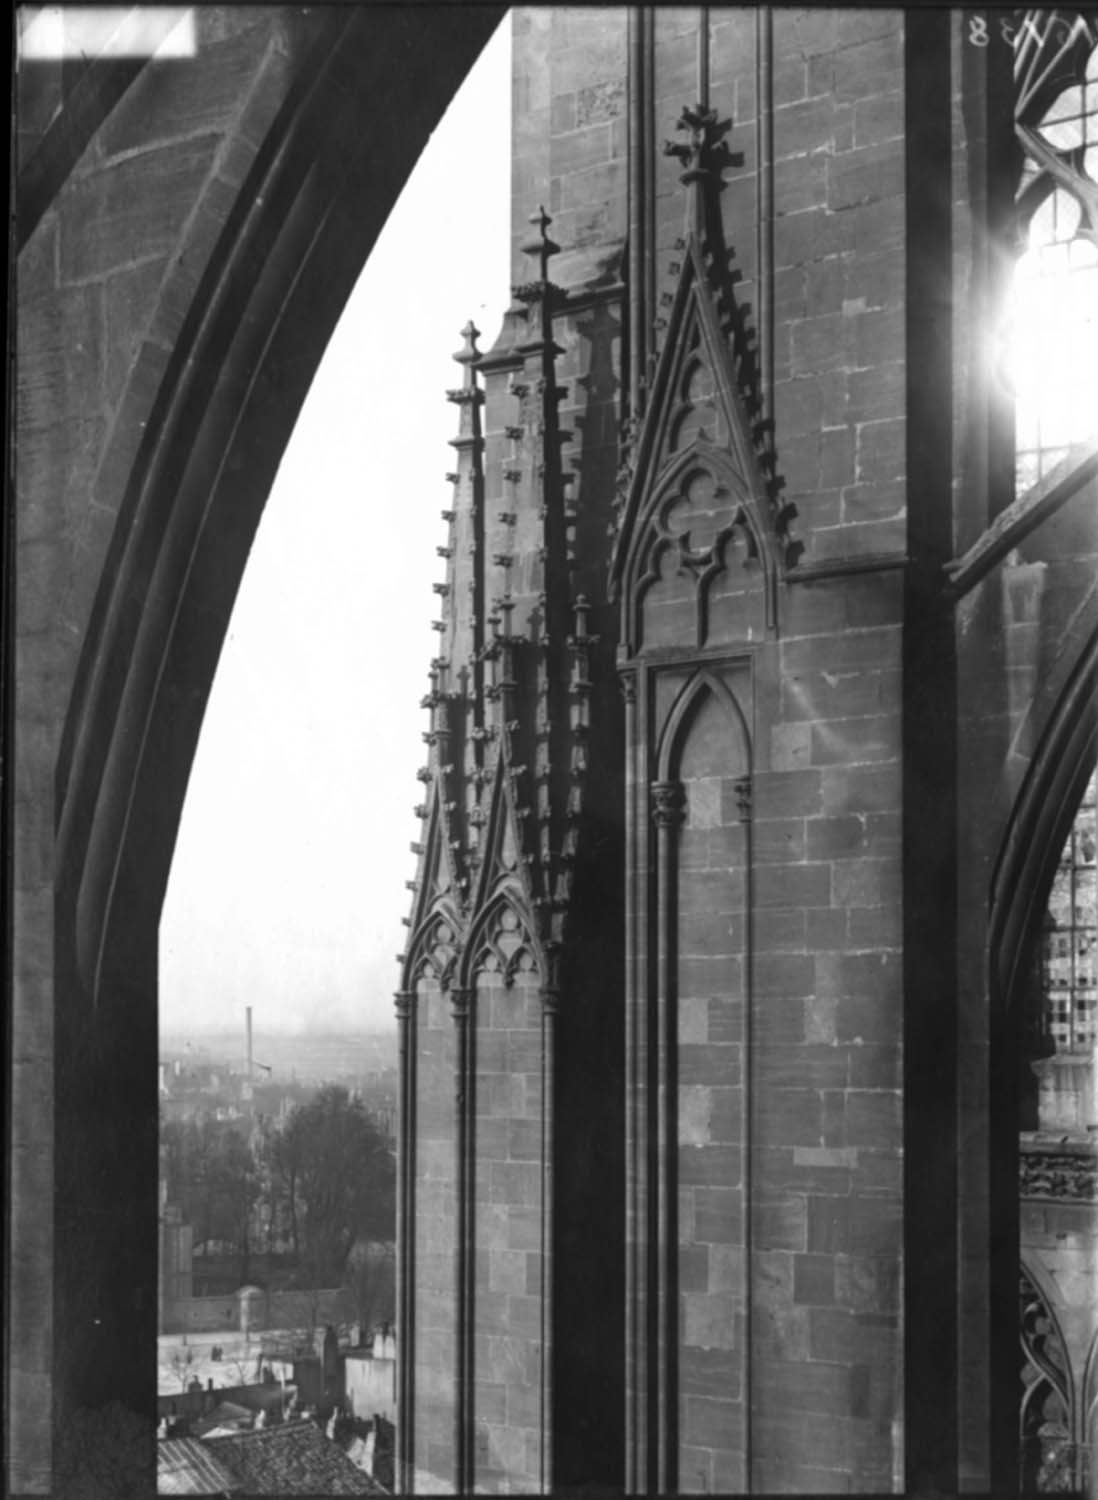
left=519, top=205, right=560, bottom=283
left=453, top=321, right=481, bottom=365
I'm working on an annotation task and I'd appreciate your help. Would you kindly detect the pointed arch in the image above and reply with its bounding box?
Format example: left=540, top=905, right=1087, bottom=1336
left=985, top=627, right=1098, bottom=1491
left=624, top=446, right=768, bottom=654
left=989, top=626, right=1098, bottom=1013
left=459, top=885, right=544, bottom=993
left=655, top=665, right=752, bottom=785
left=1019, top=1258, right=1079, bottom=1488
left=402, top=902, right=465, bottom=992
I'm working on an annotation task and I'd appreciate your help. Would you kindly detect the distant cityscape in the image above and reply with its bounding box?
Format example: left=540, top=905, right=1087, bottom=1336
left=158, top=1009, right=397, bottom=1489
left=159, top=1015, right=396, bottom=1137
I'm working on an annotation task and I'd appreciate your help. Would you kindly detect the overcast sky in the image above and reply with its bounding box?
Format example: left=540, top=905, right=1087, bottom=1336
left=160, top=16, right=512, bottom=1036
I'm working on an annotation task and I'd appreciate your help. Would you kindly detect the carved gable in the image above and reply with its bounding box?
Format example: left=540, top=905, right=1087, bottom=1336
left=470, top=751, right=524, bottom=911
left=611, top=107, right=800, bottom=653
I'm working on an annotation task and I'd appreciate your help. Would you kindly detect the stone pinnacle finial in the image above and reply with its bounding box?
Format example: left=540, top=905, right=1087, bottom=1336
left=520, top=205, right=560, bottom=284
left=664, top=103, right=724, bottom=238
left=454, top=320, right=480, bottom=364
left=453, top=320, right=480, bottom=390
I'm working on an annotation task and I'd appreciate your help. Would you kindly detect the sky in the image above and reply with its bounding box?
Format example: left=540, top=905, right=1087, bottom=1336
left=159, top=15, right=512, bottom=1037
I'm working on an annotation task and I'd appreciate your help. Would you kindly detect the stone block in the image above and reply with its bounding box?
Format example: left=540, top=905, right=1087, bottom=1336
left=755, top=1196, right=808, bottom=1252
left=832, top=31, right=904, bottom=101
left=753, top=996, right=811, bottom=1045
left=476, top=1380, right=508, bottom=1424
left=756, top=1357, right=858, bottom=1416
left=752, top=768, right=824, bottom=818
left=844, top=1090, right=902, bottom=1148
left=680, top=1144, right=743, bottom=1188
left=507, top=1118, right=541, bottom=1162
left=683, top=1393, right=741, bottom=1450
left=773, top=95, right=838, bottom=160
left=854, top=1149, right=902, bottom=1197
left=811, top=714, right=901, bottom=768
left=854, top=90, right=905, bottom=148
left=847, top=1194, right=902, bottom=1255
left=680, top=1344, right=741, bottom=1399
left=60, top=136, right=221, bottom=284
left=754, top=952, right=816, bottom=998
left=550, top=121, right=613, bottom=177
left=828, top=140, right=905, bottom=211
left=504, top=1293, right=541, bottom=1338
left=755, top=905, right=809, bottom=951
left=707, top=999, right=746, bottom=1045
left=756, top=1088, right=824, bottom=1147
left=679, top=995, right=709, bottom=1045
left=836, top=994, right=900, bottom=1047
left=775, top=150, right=830, bottom=215
left=793, top=1252, right=836, bottom=1306
left=489, top=1160, right=540, bottom=1207
left=834, top=1254, right=900, bottom=1314
left=682, top=1293, right=738, bottom=1351
left=756, top=1044, right=848, bottom=1091
left=694, top=1187, right=743, bottom=1244
left=505, top=1377, right=541, bottom=1430
left=756, top=1145, right=854, bottom=1197
left=806, top=906, right=847, bottom=949
left=773, top=206, right=856, bottom=271
left=755, top=862, right=831, bottom=908
left=831, top=856, right=901, bottom=908
left=806, top=1194, right=852, bottom=1253
left=821, top=763, right=901, bottom=815
left=857, top=416, right=906, bottom=484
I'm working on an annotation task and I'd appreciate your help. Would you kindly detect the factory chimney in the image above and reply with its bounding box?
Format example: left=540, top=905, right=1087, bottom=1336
left=246, top=1006, right=253, bottom=1081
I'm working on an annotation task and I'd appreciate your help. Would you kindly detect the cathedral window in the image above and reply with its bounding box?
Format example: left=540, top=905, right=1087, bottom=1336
left=1007, top=12, right=1098, bottom=492
left=1041, top=768, right=1098, bottom=1054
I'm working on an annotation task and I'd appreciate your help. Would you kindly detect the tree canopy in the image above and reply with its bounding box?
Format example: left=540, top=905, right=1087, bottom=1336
left=161, top=1086, right=394, bottom=1292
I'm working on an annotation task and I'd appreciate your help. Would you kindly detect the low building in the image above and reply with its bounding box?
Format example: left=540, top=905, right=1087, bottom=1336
left=343, top=1348, right=395, bottom=1425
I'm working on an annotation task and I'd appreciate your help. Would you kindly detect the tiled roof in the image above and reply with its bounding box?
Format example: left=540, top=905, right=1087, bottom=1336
left=158, top=1436, right=242, bottom=1495
left=205, top=1420, right=384, bottom=1495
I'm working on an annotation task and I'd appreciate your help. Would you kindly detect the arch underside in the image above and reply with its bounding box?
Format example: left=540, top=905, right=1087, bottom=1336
left=19, top=7, right=504, bottom=1471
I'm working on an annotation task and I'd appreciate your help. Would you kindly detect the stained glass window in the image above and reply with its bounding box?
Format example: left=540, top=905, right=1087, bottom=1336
left=1042, top=769, right=1098, bottom=1052
left=1008, top=12, right=1098, bottom=493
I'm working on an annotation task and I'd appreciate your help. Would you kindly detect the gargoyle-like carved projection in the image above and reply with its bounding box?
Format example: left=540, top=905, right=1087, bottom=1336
left=611, top=105, right=800, bottom=650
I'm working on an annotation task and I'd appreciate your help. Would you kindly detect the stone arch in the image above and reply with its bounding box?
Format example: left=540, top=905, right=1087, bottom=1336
left=459, top=886, right=544, bottom=994
left=18, top=8, right=505, bottom=1475
left=1019, top=1256, right=1080, bottom=1491
left=989, top=625, right=1098, bottom=1014
left=985, top=626, right=1098, bottom=1487
left=626, top=447, right=768, bottom=654
left=655, top=664, right=752, bottom=786
left=404, top=905, right=465, bottom=993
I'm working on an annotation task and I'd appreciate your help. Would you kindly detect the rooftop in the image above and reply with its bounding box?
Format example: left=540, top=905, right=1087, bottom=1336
left=158, top=1421, right=385, bottom=1496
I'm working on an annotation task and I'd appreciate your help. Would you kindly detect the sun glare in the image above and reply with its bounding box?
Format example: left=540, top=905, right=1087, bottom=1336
left=1006, top=44, right=1098, bottom=492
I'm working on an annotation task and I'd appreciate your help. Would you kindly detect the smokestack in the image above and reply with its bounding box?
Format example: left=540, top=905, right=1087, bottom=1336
left=246, top=1006, right=253, bottom=1081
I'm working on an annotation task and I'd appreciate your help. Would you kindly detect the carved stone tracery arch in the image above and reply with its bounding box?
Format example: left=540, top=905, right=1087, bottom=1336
left=405, top=906, right=464, bottom=991
left=461, top=887, right=544, bottom=993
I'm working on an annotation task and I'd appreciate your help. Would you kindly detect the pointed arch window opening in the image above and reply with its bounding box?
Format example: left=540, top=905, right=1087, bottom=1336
left=1006, top=14, right=1098, bottom=493
left=1040, top=767, right=1098, bottom=1055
